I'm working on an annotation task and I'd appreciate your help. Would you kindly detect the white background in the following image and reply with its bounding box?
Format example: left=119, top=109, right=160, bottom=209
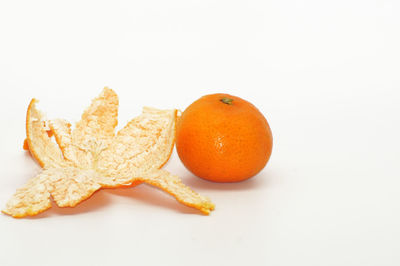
left=0, top=1, right=399, bottom=265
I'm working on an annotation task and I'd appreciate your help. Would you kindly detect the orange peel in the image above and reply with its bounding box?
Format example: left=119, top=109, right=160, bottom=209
left=3, top=88, right=214, bottom=218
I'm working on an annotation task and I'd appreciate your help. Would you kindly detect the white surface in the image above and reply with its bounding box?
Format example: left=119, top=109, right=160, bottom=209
left=0, top=1, right=399, bottom=265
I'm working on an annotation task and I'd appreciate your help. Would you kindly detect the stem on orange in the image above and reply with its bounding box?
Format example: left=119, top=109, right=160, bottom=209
left=220, top=97, right=233, bottom=105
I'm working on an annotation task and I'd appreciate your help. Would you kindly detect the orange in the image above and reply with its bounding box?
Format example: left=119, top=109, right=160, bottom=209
left=176, top=93, right=273, bottom=183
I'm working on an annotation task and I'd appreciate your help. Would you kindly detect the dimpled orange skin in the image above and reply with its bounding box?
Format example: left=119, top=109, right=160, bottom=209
left=176, top=93, right=273, bottom=183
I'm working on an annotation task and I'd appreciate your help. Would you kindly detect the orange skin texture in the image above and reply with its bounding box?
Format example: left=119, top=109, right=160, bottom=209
left=176, top=93, right=273, bottom=183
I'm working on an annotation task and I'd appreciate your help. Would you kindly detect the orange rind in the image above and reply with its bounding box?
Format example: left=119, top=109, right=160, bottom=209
left=3, top=88, right=214, bottom=218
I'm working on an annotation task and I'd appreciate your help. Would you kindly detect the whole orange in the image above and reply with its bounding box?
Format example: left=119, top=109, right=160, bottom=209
left=176, top=93, right=273, bottom=183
